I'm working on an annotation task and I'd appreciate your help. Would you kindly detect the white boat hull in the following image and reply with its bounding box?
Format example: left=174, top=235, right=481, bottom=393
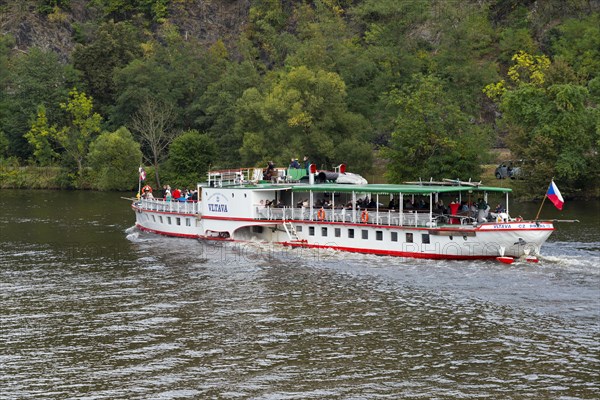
left=132, top=204, right=553, bottom=259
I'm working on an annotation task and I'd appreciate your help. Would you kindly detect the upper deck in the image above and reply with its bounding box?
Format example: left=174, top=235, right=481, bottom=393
left=135, top=166, right=514, bottom=229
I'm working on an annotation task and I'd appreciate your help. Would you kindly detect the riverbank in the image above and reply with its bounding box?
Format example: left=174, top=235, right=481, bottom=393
left=0, top=160, right=67, bottom=189
left=0, top=159, right=141, bottom=191
left=2, top=161, right=598, bottom=199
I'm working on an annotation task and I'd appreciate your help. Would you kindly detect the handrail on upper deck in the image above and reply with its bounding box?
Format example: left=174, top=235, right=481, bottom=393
left=253, top=205, right=439, bottom=227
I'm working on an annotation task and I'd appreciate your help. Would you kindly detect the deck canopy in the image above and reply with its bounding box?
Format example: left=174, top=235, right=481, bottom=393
left=288, top=183, right=512, bottom=194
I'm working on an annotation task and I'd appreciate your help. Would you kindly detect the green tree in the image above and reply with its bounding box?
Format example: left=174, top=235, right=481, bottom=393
left=24, top=105, right=59, bottom=165
left=0, top=131, right=9, bottom=159
left=89, top=0, right=170, bottom=22
left=165, top=130, right=217, bottom=187
left=236, top=66, right=372, bottom=172
left=243, top=0, right=296, bottom=69
left=485, top=52, right=599, bottom=193
left=498, top=28, right=537, bottom=64
left=112, top=29, right=224, bottom=130
left=1, top=47, right=78, bottom=159
left=431, top=2, right=498, bottom=115
left=384, top=74, right=488, bottom=182
left=194, top=61, right=261, bottom=167
left=88, top=127, right=142, bottom=190
left=73, top=21, right=144, bottom=117
left=551, top=14, right=600, bottom=80
left=55, top=89, right=102, bottom=178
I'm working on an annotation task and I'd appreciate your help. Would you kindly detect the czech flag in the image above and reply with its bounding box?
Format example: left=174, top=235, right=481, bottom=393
left=547, top=180, right=564, bottom=210
left=139, top=166, right=146, bottom=181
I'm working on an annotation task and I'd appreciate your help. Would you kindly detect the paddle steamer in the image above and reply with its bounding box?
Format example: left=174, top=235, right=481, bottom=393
left=131, top=165, right=554, bottom=260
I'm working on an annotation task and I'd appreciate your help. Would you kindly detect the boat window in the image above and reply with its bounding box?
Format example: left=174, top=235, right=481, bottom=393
left=186, top=218, right=191, bottom=227
left=422, top=233, right=430, bottom=244
left=376, top=231, right=383, bottom=241
left=167, top=217, right=172, bottom=225
left=406, top=233, right=413, bottom=243
left=348, top=228, right=354, bottom=239
left=309, top=226, right=315, bottom=236
left=334, top=228, right=341, bottom=238
left=362, top=230, right=368, bottom=239
left=152, top=215, right=156, bottom=222
left=176, top=217, right=181, bottom=226
left=321, top=227, right=327, bottom=237
left=391, top=232, right=398, bottom=242
left=296, top=225, right=303, bottom=232
left=159, top=216, right=163, bottom=224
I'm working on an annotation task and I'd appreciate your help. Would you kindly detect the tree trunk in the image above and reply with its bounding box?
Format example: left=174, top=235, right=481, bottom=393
left=153, top=154, right=161, bottom=189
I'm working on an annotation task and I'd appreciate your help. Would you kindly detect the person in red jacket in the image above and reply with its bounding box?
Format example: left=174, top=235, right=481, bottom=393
left=449, top=200, right=461, bottom=224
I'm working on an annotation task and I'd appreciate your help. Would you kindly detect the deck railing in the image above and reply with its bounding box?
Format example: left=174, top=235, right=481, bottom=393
left=137, top=198, right=199, bottom=214
left=254, top=206, right=447, bottom=227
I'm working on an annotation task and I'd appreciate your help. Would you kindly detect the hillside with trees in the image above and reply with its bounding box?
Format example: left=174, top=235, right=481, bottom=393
left=0, top=0, right=598, bottom=197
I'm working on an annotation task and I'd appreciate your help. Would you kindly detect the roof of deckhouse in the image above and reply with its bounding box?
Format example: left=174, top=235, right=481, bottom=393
left=287, top=183, right=512, bottom=194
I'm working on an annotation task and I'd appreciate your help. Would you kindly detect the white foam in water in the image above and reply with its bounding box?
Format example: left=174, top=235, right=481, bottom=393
left=125, top=226, right=144, bottom=242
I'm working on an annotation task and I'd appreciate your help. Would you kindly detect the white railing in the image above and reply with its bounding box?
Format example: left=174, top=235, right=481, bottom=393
left=138, top=198, right=199, bottom=214
left=253, top=206, right=438, bottom=227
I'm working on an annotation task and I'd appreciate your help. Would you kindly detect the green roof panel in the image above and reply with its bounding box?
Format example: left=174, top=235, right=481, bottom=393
left=288, top=183, right=511, bottom=194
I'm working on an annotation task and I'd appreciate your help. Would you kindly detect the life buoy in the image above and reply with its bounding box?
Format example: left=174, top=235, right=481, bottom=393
left=361, top=210, right=369, bottom=223
left=317, top=208, right=326, bottom=220
left=142, top=185, right=152, bottom=193
left=515, top=216, right=523, bottom=222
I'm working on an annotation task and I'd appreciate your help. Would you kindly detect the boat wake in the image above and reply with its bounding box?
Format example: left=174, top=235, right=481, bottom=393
left=125, top=226, right=146, bottom=242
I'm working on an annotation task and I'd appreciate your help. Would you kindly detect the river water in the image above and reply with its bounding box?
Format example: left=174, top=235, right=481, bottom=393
left=0, top=190, right=598, bottom=399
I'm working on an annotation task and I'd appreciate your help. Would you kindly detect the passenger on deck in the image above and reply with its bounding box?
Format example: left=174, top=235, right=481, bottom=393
left=477, top=198, right=489, bottom=222
left=303, top=156, right=310, bottom=174
left=460, top=201, right=469, bottom=212
left=263, top=161, right=275, bottom=180
left=436, top=200, right=446, bottom=214
left=449, top=200, right=460, bottom=224
left=470, top=202, right=477, bottom=217
left=144, top=189, right=154, bottom=199
left=289, top=158, right=301, bottom=169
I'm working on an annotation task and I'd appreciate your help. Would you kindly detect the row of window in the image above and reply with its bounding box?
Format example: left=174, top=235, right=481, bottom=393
left=298, top=225, right=429, bottom=244
left=145, top=213, right=192, bottom=227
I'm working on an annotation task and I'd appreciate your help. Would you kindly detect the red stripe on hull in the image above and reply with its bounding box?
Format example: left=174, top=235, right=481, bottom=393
left=135, top=224, right=199, bottom=239
left=278, top=241, right=499, bottom=260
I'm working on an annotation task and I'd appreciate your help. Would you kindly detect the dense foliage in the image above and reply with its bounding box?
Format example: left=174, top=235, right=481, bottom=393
left=0, top=0, right=598, bottom=194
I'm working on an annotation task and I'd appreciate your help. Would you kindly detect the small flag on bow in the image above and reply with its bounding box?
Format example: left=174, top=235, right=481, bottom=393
left=139, top=166, right=146, bottom=181
left=546, top=180, right=564, bottom=210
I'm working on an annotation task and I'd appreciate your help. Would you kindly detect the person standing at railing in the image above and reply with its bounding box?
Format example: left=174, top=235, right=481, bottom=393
left=449, top=200, right=460, bottom=224
left=143, top=190, right=154, bottom=199
left=303, top=156, right=310, bottom=173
